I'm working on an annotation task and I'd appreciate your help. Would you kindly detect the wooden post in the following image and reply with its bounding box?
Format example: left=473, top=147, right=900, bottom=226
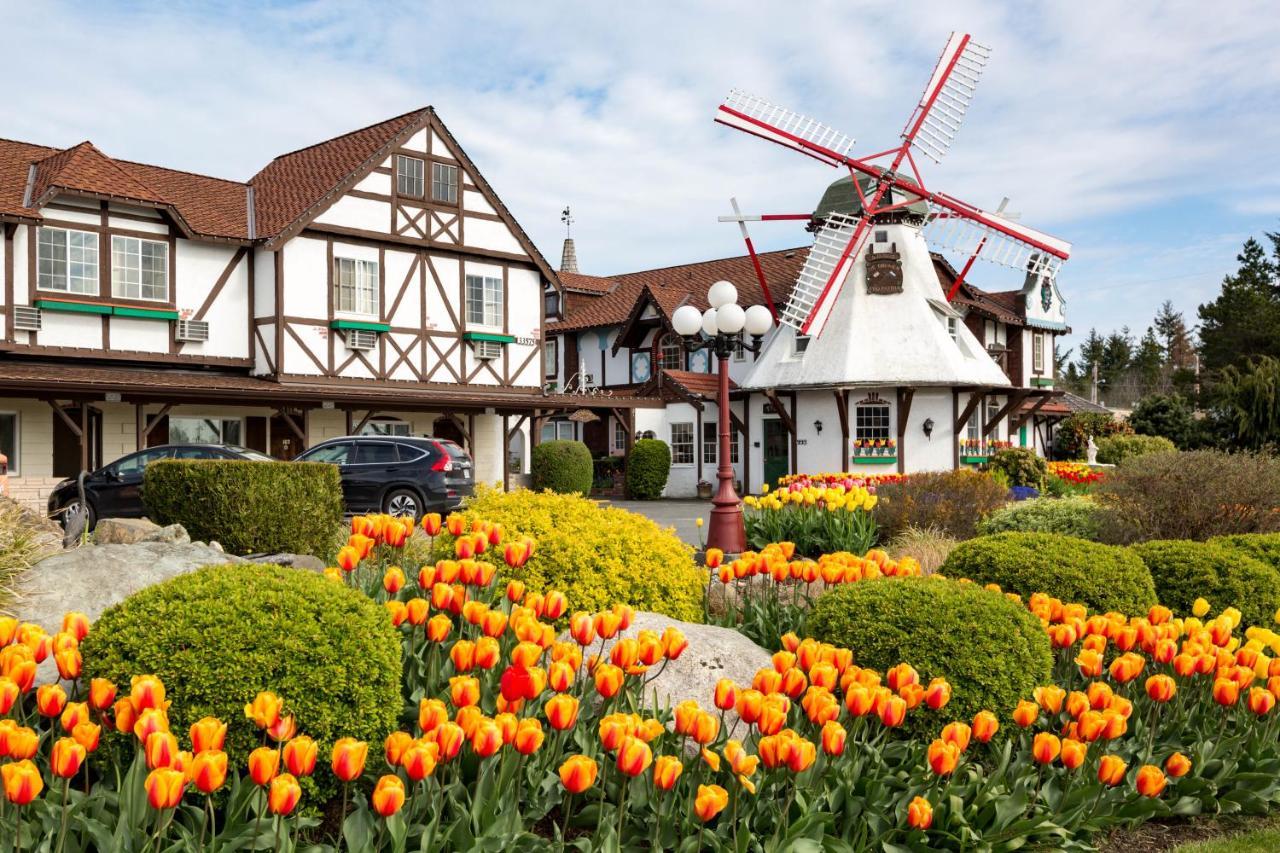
left=834, top=390, right=849, bottom=471
left=79, top=404, right=89, bottom=472
left=896, top=387, right=915, bottom=475
left=501, top=414, right=510, bottom=492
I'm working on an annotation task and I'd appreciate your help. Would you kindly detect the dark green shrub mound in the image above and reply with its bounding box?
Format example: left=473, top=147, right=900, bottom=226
left=144, top=459, right=342, bottom=556
left=940, top=532, right=1156, bottom=615
left=976, top=496, right=1103, bottom=540
left=987, top=448, right=1048, bottom=491
left=82, top=564, right=401, bottom=797
left=873, top=469, right=1008, bottom=541
left=1096, top=434, right=1177, bottom=465
left=1211, top=533, right=1280, bottom=573
left=806, top=577, right=1052, bottom=732
left=1129, top=540, right=1280, bottom=629
left=530, top=440, right=593, bottom=495
left=625, top=438, right=672, bottom=500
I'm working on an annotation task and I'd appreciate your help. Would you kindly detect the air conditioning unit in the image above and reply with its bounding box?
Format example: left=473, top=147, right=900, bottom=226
left=12, top=306, right=40, bottom=332
left=344, top=329, right=378, bottom=351
left=175, top=319, right=210, bottom=342
left=473, top=339, right=503, bottom=360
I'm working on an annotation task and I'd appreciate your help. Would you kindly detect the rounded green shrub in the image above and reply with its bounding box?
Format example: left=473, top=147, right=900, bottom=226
left=976, top=496, right=1103, bottom=540
left=1096, top=434, right=1177, bottom=465
left=940, top=532, right=1156, bottom=614
left=1129, top=540, right=1280, bottom=629
left=625, top=438, right=671, bottom=500
left=987, top=448, right=1048, bottom=491
left=530, top=440, right=593, bottom=495
left=438, top=486, right=704, bottom=621
left=1211, top=533, right=1280, bottom=574
left=81, top=564, right=402, bottom=795
left=806, top=577, right=1052, bottom=731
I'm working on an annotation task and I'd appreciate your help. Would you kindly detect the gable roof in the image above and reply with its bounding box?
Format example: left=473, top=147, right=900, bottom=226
left=559, top=271, right=617, bottom=294
left=30, top=142, right=168, bottom=209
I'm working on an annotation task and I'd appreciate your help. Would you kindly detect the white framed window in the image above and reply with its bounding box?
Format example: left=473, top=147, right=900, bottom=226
left=334, top=257, right=379, bottom=316
left=790, top=335, right=810, bottom=359
left=946, top=316, right=959, bottom=342
left=111, top=235, right=169, bottom=301
left=985, top=396, right=1002, bottom=435
left=702, top=422, right=739, bottom=464
left=658, top=334, right=683, bottom=371
left=966, top=409, right=982, bottom=442
left=0, top=412, right=19, bottom=475
left=169, top=416, right=242, bottom=445
left=37, top=227, right=99, bottom=295
left=540, top=420, right=574, bottom=442
left=432, top=162, right=459, bottom=204
left=361, top=418, right=411, bottom=436
left=466, top=274, right=503, bottom=327
left=1033, top=333, right=1045, bottom=372
left=614, top=418, right=627, bottom=451
left=732, top=338, right=746, bottom=362
left=854, top=403, right=891, bottom=442
left=670, top=422, right=694, bottom=465
left=396, top=155, right=424, bottom=197
left=543, top=339, right=557, bottom=378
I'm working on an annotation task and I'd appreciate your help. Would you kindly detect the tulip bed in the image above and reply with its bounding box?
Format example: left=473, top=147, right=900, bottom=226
left=743, top=482, right=879, bottom=557
left=4, top=512, right=1280, bottom=851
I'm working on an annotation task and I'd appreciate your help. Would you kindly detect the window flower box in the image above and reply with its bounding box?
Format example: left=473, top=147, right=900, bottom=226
left=852, top=456, right=898, bottom=465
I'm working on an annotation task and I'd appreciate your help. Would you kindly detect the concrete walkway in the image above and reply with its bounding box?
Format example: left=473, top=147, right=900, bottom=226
left=599, top=499, right=710, bottom=547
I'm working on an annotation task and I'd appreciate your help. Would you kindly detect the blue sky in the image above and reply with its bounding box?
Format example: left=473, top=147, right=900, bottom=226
left=5, top=0, right=1279, bottom=356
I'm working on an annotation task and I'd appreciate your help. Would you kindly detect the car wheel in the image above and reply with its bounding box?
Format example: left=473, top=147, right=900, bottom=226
left=60, top=498, right=96, bottom=532
left=383, top=488, right=422, bottom=519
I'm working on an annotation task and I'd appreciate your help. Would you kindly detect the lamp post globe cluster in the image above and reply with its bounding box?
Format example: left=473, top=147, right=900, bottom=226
left=671, top=281, right=772, bottom=555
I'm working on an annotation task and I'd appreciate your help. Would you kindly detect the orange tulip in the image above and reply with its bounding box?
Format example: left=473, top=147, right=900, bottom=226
left=0, top=677, right=18, bottom=715
left=907, top=795, right=933, bottom=830
left=927, top=739, right=959, bottom=775
left=146, top=731, right=180, bottom=770
left=878, top=694, right=907, bottom=728
left=514, top=718, right=545, bottom=756
left=821, top=720, right=847, bottom=756
left=694, top=784, right=729, bottom=822
left=372, top=774, right=406, bottom=817
left=924, top=678, right=952, bottom=711
left=60, top=700, right=89, bottom=733
left=191, top=749, right=229, bottom=794
left=1213, top=678, right=1240, bottom=706
left=559, top=754, right=598, bottom=793
left=653, top=754, right=683, bottom=790
left=1165, top=751, right=1192, bottom=778
left=617, top=735, right=654, bottom=776
left=434, top=722, right=465, bottom=761
left=190, top=717, right=227, bottom=754
left=244, top=691, right=283, bottom=730
left=72, top=721, right=101, bottom=754
left=691, top=711, right=720, bottom=746
left=61, top=611, right=90, bottom=642
left=418, top=698, right=449, bottom=734
left=972, top=710, right=999, bottom=743
left=1032, top=732, right=1061, bottom=765
left=1, top=759, right=42, bottom=805
left=1012, top=700, right=1038, bottom=728
left=55, top=648, right=82, bottom=681
left=267, top=714, right=297, bottom=743
left=130, top=675, right=166, bottom=712
left=4, top=726, right=38, bottom=760
left=145, top=767, right=185, bottom=810
left=1034, top=685, right=1065, bottom=715
left=383, top=566, right=406, bottom=594
left=421, top=513, right=443, bottom=536
left=36, top=683, right=67, bottom=717
left=284, top=736, right=318, bottom=777
left=594, top=663, right=624, bottom=699
left=406, top=598, right=430, bottom=626
left=331, top=738, right=368, bottom=782
left=1248, top=686, right=1276, bottom=716
left=1135, top=764, right=1167, bottom=797
left=1060, top=738, right=1087, bottom=771
left=787, top=738, right=817, bottom=773
left=268, top=773, right=302, bottom=815
left=450, top=675, right=481, bottom=708
left=402, top=741, right=439, bottom=782
left=248, top=746, right=279, bottom=786
left=1145, top=674, right=1177, bottom=703
left=472, top=719, right=504, bottom=758
left=385, top=731, right=414, bottom=766
left=51, top=737, right=86, bottom=778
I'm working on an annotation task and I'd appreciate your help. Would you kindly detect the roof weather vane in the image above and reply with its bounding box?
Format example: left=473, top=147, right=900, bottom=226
left=561, top=206, right=574, bottom=239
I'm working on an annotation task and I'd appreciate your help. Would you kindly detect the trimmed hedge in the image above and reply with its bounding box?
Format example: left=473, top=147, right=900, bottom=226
left=987, top=448, right=1048, bottom=491
left=806, top=577, right=1052, bottom=733
left=976, top=496, right=1103, bottom=540
left=530, top=440, right=593, bottom=495
left=1211, top=533, right=1280, bottom=574
left=1096, top=434, right=1177, bottom=465
left=1129, top=539, right=1280, bottom=629
left=873, top=469, right=1008, bottom=541
left=625, top=438, right=671, bottom=500
left=940, top=532, right=1156, bottom=615
left=144, top=460, right=342, bottom=557
left=81, top=563, right=401, bottom=798
left=436, top=486, right=704, bottom=622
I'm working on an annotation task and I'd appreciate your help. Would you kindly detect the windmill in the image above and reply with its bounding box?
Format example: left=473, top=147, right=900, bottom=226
left=715, top=32, right=1071, bottom=337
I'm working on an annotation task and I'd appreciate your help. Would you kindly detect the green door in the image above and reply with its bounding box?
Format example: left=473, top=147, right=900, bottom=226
left=763, top=418, right=789, bottom=489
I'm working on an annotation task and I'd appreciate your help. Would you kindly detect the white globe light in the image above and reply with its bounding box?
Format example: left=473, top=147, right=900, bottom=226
left=701, top=308, right=720, bottom=337
left=717, top=302, right=746, bottom=335
left=707, top=280, right=738, bottom=309
left=671, top=304, right=703, bottom=337
left=743, top=304, right=773, bottom=337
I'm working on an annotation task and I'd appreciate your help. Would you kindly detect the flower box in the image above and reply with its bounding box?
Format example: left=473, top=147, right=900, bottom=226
left=961, top=455, right=989, bottom=464
left=852, top=456, right=898, bottom=465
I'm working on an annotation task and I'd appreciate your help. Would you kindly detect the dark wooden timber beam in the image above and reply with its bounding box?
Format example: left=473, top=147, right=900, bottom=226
left=276, top=410, right=307, bottom=442
left=1012, top=392, right=1055, bottom=431
left=954, top=390, right=985, bottom=435
left=763, top=389, right=795, bottom=436
left=983, top=390, right=1030, bottom=435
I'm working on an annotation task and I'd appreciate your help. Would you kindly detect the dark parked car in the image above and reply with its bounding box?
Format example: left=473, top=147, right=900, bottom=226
left=295, top=435, right=474, bottom=519
left=48, top=444, right=275, bottom=529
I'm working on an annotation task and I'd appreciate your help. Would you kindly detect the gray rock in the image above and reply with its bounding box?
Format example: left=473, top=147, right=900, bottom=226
left=13, top=542, right=243, bottom=684
left=93, top=517, right=190, bottom=546
left=249, top=552, right=326, bottom=572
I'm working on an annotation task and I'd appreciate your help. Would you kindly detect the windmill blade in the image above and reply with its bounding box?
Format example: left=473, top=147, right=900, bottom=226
left=924, top=194, right=1071, bottom=281
left=781, top=211, right=871, bottom=335
left=716, top=90, right=857, bottom=167
left=901, top=33, right=991, bottom=164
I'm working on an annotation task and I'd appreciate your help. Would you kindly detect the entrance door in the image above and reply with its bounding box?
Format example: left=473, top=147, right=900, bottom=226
left=762, top=418, right=789, bottom=489
left=52, top=406, right=104, bottom=477
left=269, top=415, right=304, bottom=460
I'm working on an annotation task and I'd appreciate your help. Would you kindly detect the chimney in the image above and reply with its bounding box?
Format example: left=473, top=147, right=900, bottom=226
left=560, top=237, right=579, bottom=273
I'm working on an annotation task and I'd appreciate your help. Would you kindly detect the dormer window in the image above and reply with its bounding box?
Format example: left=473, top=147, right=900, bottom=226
left=37, top=227, right=99, bottom=295
left=396, top=155, right=424, bottom=198
left=947, top=317, right=959, bottom=342
left=658, top=333, right=684, bottom=370
left=112, top=236, right=169, bottom=302
left=432, top=163, right=459, bottom=204
left=792, top=334, right=810, bottom=359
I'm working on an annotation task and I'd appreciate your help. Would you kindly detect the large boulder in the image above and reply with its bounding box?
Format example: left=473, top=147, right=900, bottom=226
left=13, top=542, right=243, bottom=683
left=94, top=517, right=190, bottom=545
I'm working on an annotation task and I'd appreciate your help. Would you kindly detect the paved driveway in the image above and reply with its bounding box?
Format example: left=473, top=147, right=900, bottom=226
left=600, top=499, right=709, bottom=547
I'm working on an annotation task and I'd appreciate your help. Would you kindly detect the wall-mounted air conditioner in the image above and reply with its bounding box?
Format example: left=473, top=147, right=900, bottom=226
left=12, top=306, right=40, bottom=332
left=175, top=319, right=210, bottom=342
left=345, top=329, right=378, bottom=351
left=474, top=339, right=503, bottom=360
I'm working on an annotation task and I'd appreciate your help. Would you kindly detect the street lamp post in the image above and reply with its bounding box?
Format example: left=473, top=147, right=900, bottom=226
left=671, top=281, right=773, bottom=555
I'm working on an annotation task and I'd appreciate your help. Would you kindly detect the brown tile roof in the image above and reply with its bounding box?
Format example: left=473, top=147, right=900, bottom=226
left=30, top=142, right=167, bottom=208
left=659, top=368, right=736, bottom=399
left=552, top=247, right=809, bottom=333
left=0, top=138, right=54, bottom=220
left=122, top=161, right=248, bottom=240
left=558, top=272, right=617, bottom=294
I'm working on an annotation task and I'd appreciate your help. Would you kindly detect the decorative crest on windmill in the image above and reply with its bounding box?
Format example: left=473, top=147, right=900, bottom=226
left=715, top=32, right=1072, bottom=337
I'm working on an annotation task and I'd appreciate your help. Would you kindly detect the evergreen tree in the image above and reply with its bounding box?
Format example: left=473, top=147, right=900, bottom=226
left=1132, top=328, right=1164, bottom=388
left=1209, top=355, right=1280, bottom=450
left=1197, top=237, right=1280, bottom=374
left=1074, top=329, right=1105, bottom=377
left=1152, top=300, right=1196, bottom=370
left=1100, top=327, right=1134, bottom=385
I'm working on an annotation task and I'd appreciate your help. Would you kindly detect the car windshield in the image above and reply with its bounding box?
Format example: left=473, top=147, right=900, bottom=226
left=228, top=447, right=275, bottom=461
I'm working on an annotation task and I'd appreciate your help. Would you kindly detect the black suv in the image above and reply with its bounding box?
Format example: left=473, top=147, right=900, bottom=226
left=47, top=444, right=275, bottom=528
left=295, top=436, right=474, bottom=519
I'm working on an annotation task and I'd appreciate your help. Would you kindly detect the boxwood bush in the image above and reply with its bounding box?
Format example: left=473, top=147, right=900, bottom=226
left=987, top=448, right=1048, bottom=491
left=530, top=439, right=593, bottom=495
left=940, top=532, right=1156, bottom=614
left=1129, top=539, right=1280, bottom=629
left=1096, top=434, right=1177, bottom=465
left=625, top=438, right=671, bottom=500
left=144, top=459, right=342, bottom=556
left=81, top=563, right=401, bottom=796
left=437, top=486, right=703, bottom=621
left=976, top=496, right=1104, bottom=540
left=1211, top=533, right=1280, bottom=574
left=806, top=577, right=1052, bottom=732
left=873, top=469, right=1008, bottom=541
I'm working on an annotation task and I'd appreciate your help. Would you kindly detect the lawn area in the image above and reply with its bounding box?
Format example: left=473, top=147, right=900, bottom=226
left=1174, top=821, right=1280, bottom=852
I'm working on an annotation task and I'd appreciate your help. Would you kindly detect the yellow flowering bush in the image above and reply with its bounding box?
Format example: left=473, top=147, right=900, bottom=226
left=431, top=487, right=704, bottom=622
left=743, top=483, right=878, bottom=557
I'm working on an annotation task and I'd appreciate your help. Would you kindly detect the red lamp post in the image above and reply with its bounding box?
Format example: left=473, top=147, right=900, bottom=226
left=671, top=281, right=772, bottom=556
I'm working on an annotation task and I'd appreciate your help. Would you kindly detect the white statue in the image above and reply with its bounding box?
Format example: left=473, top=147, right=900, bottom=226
left=1085, top=435, right=1098, bottom=465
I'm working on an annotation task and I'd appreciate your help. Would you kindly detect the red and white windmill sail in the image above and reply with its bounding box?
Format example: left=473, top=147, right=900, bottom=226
left=714, top=32, right=1071, bottom=336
